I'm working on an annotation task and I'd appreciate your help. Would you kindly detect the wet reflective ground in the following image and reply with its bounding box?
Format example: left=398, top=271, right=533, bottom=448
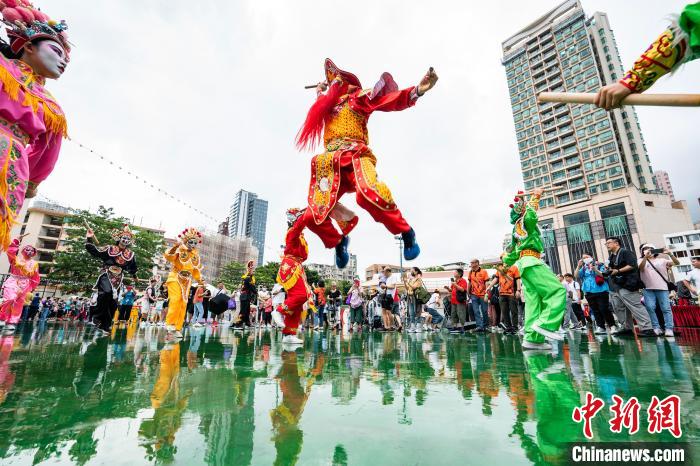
left=0, top=323, right=699, bottom=465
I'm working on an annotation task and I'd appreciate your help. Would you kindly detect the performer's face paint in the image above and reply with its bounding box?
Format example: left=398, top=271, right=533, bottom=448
left=21, top=246, right=37, bottom=258
left=186, top=238, right=198, bottom=250
left=26, top=40, right=68, bottom=79
left=118, top=235, right=132, bottom=249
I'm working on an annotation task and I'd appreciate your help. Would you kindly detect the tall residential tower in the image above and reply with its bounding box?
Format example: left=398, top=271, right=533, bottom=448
left=229, top=190, right=268, bottom=266
left=502, top=0, right=692, bottom=273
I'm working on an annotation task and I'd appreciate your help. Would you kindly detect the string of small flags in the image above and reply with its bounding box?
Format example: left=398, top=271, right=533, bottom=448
left=67, top=138, right=219, bottom=223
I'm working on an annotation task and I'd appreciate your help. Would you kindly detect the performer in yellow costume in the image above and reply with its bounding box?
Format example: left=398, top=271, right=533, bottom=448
left=164, top=227, right=204, bottom=339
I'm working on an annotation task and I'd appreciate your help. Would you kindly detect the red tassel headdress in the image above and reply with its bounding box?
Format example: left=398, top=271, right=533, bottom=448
left=295, top=58, right=360, bottom=152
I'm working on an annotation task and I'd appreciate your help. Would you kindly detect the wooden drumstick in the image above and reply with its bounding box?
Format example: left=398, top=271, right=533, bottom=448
left=538, top=92, right=700, bottom=107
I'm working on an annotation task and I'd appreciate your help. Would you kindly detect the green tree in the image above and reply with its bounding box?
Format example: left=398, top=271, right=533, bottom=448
left=425, top=266, right=445, bottom=272
left=338, top=279, right=352, bottom=295
left=217, top=261, right=246, bottom=291
left=50, top=206, right=164, bottom=294
left=218, top=261, right=323, bottom=292
left=304, top=268, right=320, bottom=287
left=254, top=262, right=280, bottom=288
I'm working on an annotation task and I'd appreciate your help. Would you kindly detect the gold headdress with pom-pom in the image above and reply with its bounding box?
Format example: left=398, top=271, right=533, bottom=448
left=178, top=227, right=202, bottom=244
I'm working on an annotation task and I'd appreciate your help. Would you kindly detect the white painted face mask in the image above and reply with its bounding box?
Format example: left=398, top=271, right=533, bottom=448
left=583, top=257, right=593, bottom=265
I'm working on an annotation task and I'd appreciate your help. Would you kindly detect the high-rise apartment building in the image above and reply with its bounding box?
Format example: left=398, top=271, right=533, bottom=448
left=229, top=190, right=268, bottom=266
left=653, top=170, right=676, bottom=202
left=502, top=0, right=693, bottom=273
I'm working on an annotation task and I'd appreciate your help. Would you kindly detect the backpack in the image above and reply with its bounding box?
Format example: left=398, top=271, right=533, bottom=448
left=414, top=286, right=430, bottom=305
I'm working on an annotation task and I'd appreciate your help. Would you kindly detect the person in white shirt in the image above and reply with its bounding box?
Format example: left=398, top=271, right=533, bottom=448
left=561, top=273, right=584, bottom=330
left=639, top=243, right=680, bottom=336
left=379, top=267, right=400, bottom=331
left=683, top=256, right=700, bottom=302
left=423, top=290, right=444, bottom=330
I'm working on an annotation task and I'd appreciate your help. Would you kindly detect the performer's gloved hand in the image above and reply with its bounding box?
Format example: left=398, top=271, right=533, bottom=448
left=418, top=67, right=439, bottom=96
left=594, top=82, right=632, bottom=110
left=86, top=228, right=95, bottom=240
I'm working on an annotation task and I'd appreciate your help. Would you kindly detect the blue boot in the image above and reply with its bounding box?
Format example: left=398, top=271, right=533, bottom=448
left=402, top=228, right=420, bottom=261
left=335, top=236, right=350, bottom=269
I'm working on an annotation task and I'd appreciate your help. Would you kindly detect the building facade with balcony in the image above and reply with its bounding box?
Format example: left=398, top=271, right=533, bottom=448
left=306, top=255, right=358, bottom=283
left=653, top=170, right=676, bottom=202
left=502, top=0, right=693, bottom=274
left=664, top=230, right=700, bottom=282
left=0, top=200, right=74, bottom=277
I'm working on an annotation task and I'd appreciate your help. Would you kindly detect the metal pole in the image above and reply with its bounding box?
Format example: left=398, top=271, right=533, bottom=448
left=395, top=236, right=404, bottom=330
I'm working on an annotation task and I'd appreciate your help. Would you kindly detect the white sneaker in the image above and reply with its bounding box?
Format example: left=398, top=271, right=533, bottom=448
left=594, top=327, right=607, bottom=335
left=415, top=324, right=422, bottom=333
left=522, top=340, right=552, bottom=350
left=271, top=311, right=285, bottom=328
left=609, top=325, right=619, bottom=334
left=533, top=324, right=565, bottom=341
left=0, top=321, right=5, bottom=327
left=266, top=324, right=272, bottom=329
left=4, top=324, right=15, bottom=331
left=665, top=329, right=674, bottom=337
left=282, top=334, right=303, bottom=344
left=653, top=328, right=663, bottom=336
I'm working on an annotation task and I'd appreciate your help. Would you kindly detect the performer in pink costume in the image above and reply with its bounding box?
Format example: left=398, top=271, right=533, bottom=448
left=0, top=235, right=40, bottom=331
left=0, top=1, right=70, bottom=251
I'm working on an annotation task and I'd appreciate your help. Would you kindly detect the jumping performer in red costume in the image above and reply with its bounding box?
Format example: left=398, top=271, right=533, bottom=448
left=296, top=59, right=438, bottom=268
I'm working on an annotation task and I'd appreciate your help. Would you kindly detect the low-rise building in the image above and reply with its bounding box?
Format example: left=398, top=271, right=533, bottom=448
left=306, top=254, right=357, bottom=283
left=364, top=263, right=402, bottom=281
left=663, top=230, right=700, bottom=282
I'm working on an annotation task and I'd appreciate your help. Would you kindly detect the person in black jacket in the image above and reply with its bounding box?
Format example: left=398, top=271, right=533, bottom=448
left=604, top=237, right=653, bottom=337
left=235, top=260, right=257, bottom=329
left=85, top=224, right=138, bottom=334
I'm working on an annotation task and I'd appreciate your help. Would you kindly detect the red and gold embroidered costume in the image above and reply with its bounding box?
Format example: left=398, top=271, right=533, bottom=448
left=276, top=209, right=314, bottom=336
left=297, top=59, right=421, bottom=252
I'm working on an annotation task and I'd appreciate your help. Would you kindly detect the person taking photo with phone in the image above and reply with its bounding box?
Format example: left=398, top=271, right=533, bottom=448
left=639, top=243, right=680, bottom=337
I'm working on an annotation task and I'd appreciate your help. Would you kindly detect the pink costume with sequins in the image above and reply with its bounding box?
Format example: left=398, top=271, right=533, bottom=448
left=0, top=238, right=40, bottom=325
left=0, top=55, right=66, bottom=251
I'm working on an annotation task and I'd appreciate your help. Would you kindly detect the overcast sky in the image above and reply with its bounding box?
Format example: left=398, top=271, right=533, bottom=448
left=37, top=0, right=698, bottom=274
